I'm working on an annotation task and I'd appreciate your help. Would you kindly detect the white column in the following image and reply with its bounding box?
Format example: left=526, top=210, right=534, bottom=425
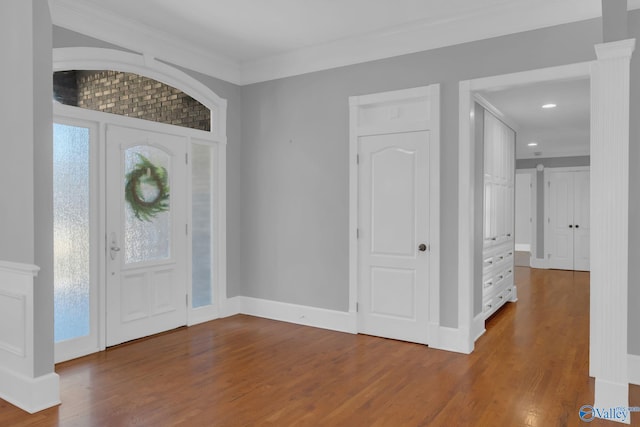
left=0, top=0, right=59, bottom=413
left=590, top=38, right=635, bottom=420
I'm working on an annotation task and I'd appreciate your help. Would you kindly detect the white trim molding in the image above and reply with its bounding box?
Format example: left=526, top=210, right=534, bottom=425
left=629, top=354, right=640, bottom=386
left=51, top=0, right=241, bottom=84
left=530, top=258, right=549, bottom=270
left=0, top=371, right=60, bottom=414
left=458, top=62, right=592, bottom=352
left=51, top=0, right=610, bottom=85
left=0, top=260, right=60, bottom=413
left=224, top=297, right=357, bottom=334
left=590, top=38, right=635, bottom=416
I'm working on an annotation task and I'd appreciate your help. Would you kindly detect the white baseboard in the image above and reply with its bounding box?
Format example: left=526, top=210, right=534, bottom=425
left=233, top=296, right=357, bottom=334
left=188, top=306, right=221, bottom=327
left=0, top=368, right=60, bottom=414
left=220, top=296, right=242, bottom=318
left=429, top=325, right=473, bottom=354
left=530, top=257, right=549, bottom=269
left=594, top=378, right=631, bottom=424
left=226, top=297, right=482, bottom=355
left=629, top=354, right=640, bottom=386
left=514, top=244, right=531, bottom=252
left=472, top=313, right=486, bottom=342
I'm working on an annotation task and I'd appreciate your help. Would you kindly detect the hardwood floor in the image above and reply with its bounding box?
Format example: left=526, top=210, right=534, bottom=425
left=2, top=268, right=638, bottom=426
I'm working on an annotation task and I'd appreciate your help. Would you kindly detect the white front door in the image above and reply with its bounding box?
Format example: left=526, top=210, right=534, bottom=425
left=106, top=125, right=188, bottom=346
left=358, top=131, right=430, bottom=344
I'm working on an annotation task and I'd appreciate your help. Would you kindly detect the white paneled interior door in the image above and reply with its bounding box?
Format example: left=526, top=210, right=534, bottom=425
left=106, top=125, right=188, bottom=346
left=352, top=85, right=440, bottom=345
left=547, top=168, right=590, bottom=271
left=572, top=171, right=590, bottom=271
left=358, top=131, right=430, bottom=344
left=548, top=171, right=574, bottom=270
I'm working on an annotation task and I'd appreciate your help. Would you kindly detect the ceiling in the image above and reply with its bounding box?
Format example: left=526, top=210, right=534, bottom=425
left=51, top=0, right=640, bottom=85
left=479, top=78, right=591, bottom=159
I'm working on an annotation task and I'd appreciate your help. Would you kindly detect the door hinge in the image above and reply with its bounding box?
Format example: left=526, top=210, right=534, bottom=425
left=356, top=154, right=360, bottom=165
left=185, top=153, right=189, bottom=164
left=185, top=224, right=189, bottom=235
left=186, top=294, right=189, bottom=307
left=356, top=228, right=360, bottom=239
left=356, top=302, right=359, bottom=312
left=548, top=181, right=551, bottom=188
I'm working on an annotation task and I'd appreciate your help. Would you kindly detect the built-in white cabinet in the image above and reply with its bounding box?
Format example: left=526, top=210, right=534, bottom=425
left=482, top=111, right=516, bottom=319
left=546, top=168, right=590, bottom=271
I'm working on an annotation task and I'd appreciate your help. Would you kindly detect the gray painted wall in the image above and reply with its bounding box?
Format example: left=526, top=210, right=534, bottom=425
left=240, top=18, right=604, bottom=327
left=516, top=156, right=590, bottom=260
left=51, top=27, right=244, bottom=299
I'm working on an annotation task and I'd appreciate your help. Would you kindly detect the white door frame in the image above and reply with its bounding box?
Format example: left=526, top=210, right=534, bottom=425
left=53, top=47, right=228, bottom=358
left=348, top=85, right=440, bottom=345
left=458, top=61, right=592, bottom=353
left=544, top=166, right=590, bottom=270
left=515, top=168, right=536, bottom=257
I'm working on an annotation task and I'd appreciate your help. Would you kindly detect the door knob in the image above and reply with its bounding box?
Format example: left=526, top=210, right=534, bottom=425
left=109, top=232, right=121, bottom=260
left=569, top=225, right=573, bottom=228
left=575, top=224, right=579, bottom=228
left=418, top=243, right=427, bottom=252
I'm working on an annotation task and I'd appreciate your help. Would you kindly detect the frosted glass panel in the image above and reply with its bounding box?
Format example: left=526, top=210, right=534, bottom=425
left=53, top=123, right=90, bottom=342
left=124, top=146, right=171, bottom=264
left=192, top=144, right=213, bottom=308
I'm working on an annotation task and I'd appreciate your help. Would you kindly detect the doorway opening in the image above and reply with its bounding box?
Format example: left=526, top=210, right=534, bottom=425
left=458, top=61, right=592, bottom=350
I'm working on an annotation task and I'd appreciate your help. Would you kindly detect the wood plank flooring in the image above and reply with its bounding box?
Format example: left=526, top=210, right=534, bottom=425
left=2, top=267, right=638, bottom=426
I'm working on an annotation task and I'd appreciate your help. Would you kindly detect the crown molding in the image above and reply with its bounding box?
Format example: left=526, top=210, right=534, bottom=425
left=51, top=0, right=242, bottom=85
left=240, top=0, right=602, bottom=84
left=51, top=0, right=638, bottom=86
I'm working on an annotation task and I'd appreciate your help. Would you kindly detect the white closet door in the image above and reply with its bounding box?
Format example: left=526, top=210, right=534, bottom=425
left=548, top=171, right=575, bottom=270
left=573, top=171, right=590, bottom=271
left=357, top=131, right=431, bottom=344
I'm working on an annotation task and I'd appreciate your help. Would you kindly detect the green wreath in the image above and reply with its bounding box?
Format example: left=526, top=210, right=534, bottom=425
left=125, top=154, right=170, bottom=221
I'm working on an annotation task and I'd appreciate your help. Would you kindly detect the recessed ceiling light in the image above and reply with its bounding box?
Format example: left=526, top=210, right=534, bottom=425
left=542, top=103, right=557, bottom=109
left=528, top=142, right=538, bottom=147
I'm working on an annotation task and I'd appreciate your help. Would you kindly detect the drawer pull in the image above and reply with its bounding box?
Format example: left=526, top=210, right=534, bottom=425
left=484, top=281, right=493, bottom=288
left=498, top=275, right=503, bottom=280
left=499, top=295, right=503, bottom=300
